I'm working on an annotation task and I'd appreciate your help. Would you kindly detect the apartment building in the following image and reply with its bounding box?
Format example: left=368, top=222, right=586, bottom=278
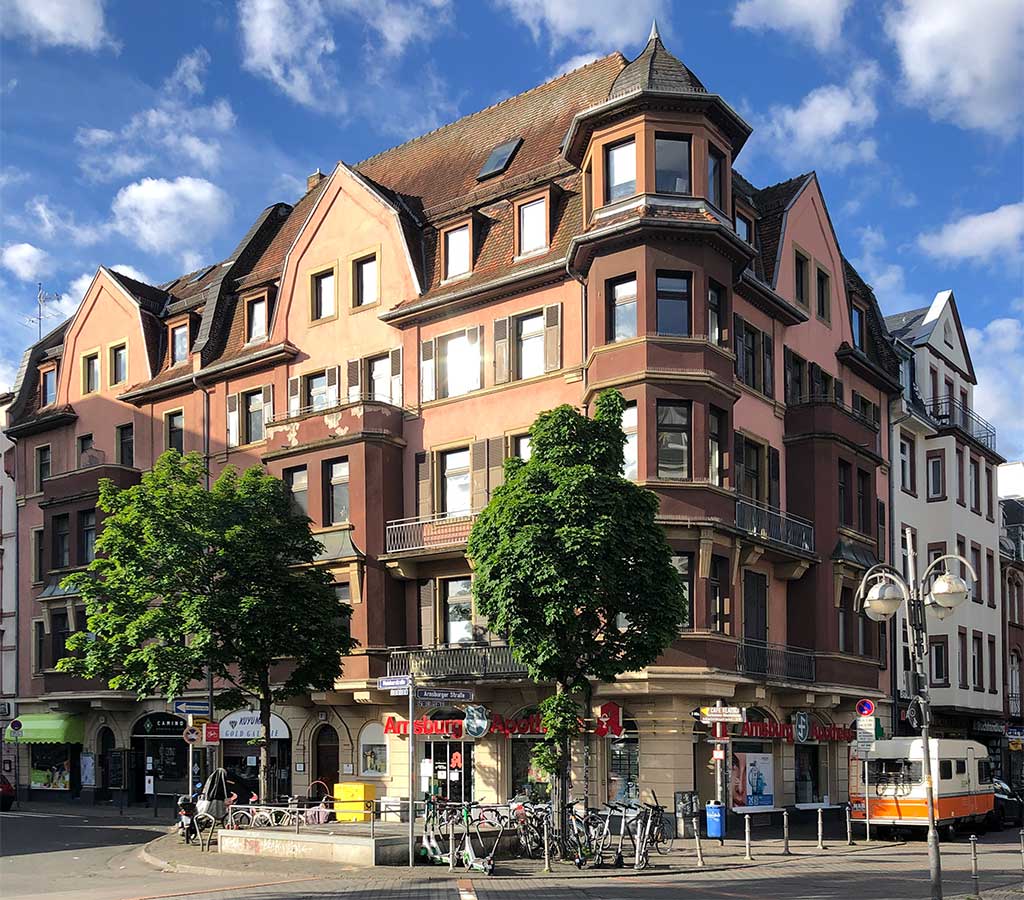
left=886, top=292, right=1006, bottom=770
left=0, top=391, right=16, bottom=778
left=3, top=29, right=900, bottom=813
left=1000, top=461, right=1024, bottom=786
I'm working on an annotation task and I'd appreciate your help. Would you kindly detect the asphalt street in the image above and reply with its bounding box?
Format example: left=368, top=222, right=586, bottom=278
left=2, top=806, right=1023, bottom=899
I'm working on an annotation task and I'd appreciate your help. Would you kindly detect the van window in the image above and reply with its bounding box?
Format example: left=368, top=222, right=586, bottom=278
left=939, top=760, right=952, bottom=780
left=955, top=760, right=966, bottom=775
left=868, top=758, right=923, bottom=784
left=978, top=759, right=993, bottom=784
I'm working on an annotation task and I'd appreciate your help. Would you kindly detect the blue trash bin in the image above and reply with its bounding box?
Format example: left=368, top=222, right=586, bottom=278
left=706, top=800, right=725, bottom=838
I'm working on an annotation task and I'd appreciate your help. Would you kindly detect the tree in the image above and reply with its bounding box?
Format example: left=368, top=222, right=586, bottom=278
left=60, top=451, right=356, bottom=800
left=467, top=389, right=686, bottom=809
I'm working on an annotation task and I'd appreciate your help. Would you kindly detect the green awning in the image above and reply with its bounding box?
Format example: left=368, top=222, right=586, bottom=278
left=3, top=713, right=84, bottom=744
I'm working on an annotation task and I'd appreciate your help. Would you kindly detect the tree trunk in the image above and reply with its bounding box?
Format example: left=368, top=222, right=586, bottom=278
left=556, top=681, right=570, bottom=845
left=258, top=691, right=272, bottom=803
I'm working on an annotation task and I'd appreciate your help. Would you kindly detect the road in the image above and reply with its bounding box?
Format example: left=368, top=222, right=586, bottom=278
left=1, top=807, right=1023, bottom=899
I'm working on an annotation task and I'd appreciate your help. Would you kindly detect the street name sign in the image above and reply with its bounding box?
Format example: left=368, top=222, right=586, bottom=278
left=377, top=676, right=412, bottom=690
left=172, top=699, right=211, bottom=716
left=390, top=688, right=410, bottom=696
left=415, top=687, right=475, bottom=705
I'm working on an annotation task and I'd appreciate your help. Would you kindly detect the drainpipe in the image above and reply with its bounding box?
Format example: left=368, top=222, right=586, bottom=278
left=889, top=398, right=912, bottom=736
left=566, top=259, right=588, bottom=410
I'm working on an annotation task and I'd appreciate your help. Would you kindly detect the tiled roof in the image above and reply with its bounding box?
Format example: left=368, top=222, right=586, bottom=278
left=354, top=53, right=626, bottom=222
left=746, top=172, right=812, bottom=287
left=884, top=306, right=933, bottom=345
left=609, top=27, right=707, bottom=99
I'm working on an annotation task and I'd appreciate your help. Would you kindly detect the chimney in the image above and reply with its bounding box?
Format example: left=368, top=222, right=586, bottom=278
left=307, top=169, right=324, bottom=191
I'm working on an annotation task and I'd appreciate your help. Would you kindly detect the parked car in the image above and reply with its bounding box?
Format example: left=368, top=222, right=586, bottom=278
left=0, top=774, right=14, bottom=811
left=991, top=778, right=1023, bottom=828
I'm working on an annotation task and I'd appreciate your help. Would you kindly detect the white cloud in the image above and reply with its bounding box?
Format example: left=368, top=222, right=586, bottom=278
left=0, top=355, right=18, bottom=394
left=732, top=0, right=851, bottom=51
left=1, top=242, right=53, bottom=281
left=885, top=0, right=1024, bottom=136
left=337, top=0, right=454, bottom=59
left=111, top=176, right=232, bottom=259
left=0, top=166, right=29, bottom=190
left=756, top=65, right=879, bottom=170
left=0, top=0, right=117, bottom=52
left=494, top=0, right=669, bottom=51
left=165, top=47, right=210, bottom=97
left=23, top=195, right=105, bottom=245
left=547, top=51, right=601, bottom=81
left=918, top=203, right=1024, bottom=265
left=852, top=226, right=925, bottom=314
left=66, top=272, right=96, bottom=307
left=966, top=316, right=1024, bottom=462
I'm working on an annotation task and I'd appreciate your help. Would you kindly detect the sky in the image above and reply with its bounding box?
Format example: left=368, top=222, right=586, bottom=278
left=0, top=0, right=1022, bottom=459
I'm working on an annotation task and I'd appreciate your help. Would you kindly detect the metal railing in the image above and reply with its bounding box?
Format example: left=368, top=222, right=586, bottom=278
left=1009, top=692, right=1021, bottom=718
left=270, top=392, right=406, bottom=425
left=925, top=394, right=997, bottom=451
left=735, top=638, right=816, bottom=682
left=735, top=497, right=815, bottom=553
left=388, top=642, right=528, bottom=679
left=385, top=510, right=479, bottom=554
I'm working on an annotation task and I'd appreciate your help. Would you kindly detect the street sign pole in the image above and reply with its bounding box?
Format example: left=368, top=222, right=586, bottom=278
left=714, top=699, right=723, bottom=807
left=408, top=670, right=415, bottom=869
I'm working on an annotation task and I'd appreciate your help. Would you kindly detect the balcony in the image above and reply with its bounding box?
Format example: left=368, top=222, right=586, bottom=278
left=784, top=393, right=881, bottom=457
left=1010, top=692, right=1022, bottom=719
left=1003, top=525, right=1024, bottom=562
left=735, top=638, right=816, bottom=683
left=926, top=394, right=997, bottom=452
left=385, top=510, right=479, bottom=555
left=387, top=642, right=529, bottom=680
left=735, top=497, right=815, bottom=553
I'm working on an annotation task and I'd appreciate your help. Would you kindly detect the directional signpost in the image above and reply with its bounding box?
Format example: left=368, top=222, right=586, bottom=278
left=376, top=675, right=416, bottom=867
left=699, top=706, right=744, bottom=724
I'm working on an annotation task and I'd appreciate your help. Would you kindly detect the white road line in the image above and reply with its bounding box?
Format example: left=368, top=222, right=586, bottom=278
left=456, top=878, right=478, bottom=900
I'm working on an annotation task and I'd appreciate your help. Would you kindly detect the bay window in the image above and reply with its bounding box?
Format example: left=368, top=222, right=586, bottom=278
left=656, top=401, right=691, bottom=480
left=325, top=459, right=350, bottom=524
left=707, top=144, right=725, bottom=209
left=605, top=139, right=636, bottom=203
left=655, top=272, right=690, bottom=336
left=622, top=403, right=638, bottom=481
left=708, top=282, right=722, bottom=344
left=654, top=133, right=691, bottom=194
left=608, top=276, right=637, bottom=342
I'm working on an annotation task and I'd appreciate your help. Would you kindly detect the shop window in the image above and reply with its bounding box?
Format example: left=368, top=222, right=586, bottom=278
left=30, top=744, right=74, bottom=791
left=795, top=739, right=828, bottom=805
left=359, top=722, right=388, bottom=776
left=655, top=272, right=690, bottom=336
left=604, top=139, right=636, bottom=203
left=621, top=403, right=638, bottom=481
left=510, top=711, right=550, bottom=802
left=731, top=709, right=775, bottom=810
left=608, top=276, right=637, bottom=342
left=607, top=718, right=639, bottom=802
left=443, top=577, right=473, bottom=644
left=655, top=133, right=691, bottom=194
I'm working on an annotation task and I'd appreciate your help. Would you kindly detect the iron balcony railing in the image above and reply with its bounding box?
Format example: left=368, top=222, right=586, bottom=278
left=1005, top=525, right=1024, bottom=562
left=736, top=638, right=816, bottom=683
left=387, top=642, right=528, bottom=679
left=926, top=394, right=997, bottom=451
left=385, top=510, right=479, bottom=555
left=270, top=392, right=408, bottom=425
left=735, top=497, right=815, bottom=553
left=1009, top=692, right=1022, bottom=719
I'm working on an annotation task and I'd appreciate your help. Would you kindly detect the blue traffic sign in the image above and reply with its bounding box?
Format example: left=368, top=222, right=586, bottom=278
left=856, top=698, right=875, bottom=717
left=172, top=699, right=211, bottom=716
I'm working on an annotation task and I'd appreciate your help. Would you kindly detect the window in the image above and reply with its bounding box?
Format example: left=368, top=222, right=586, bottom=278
left=53, top=513, right=70, bottom=569
left=354, top=255, right=378, bottom=307
left=35, top=445, right=51, bottom=491
left=325, top=459, right=350, bottom=525
left=79, top=509, right=96, bottom=564
left=708, top=407, right=723, bottom=486
left=857, top=469, right=871, bottom=533
left=78, top=433, right=93, bottom=465
left=285, top=466, right=308, bottom=516
left=931, top=640, right=948, bottom=685
left=83, top=353, right=100, bottom=393
left=170, top=324, right=188, bottom=364
left=939, top=760, right=952, bottom=780
left=312, top=270, right=335, bottom=319
left=816, top=269, right=830, bottom=321
left=973, top=633, right=984, bottom=689
left=957, top=448, right=965, bottom=504
left=740, top=325, right=756, bottom=388
left=986, top=467, right=994, bottom=518
left=515, top=312, right=545, bottom=379
left=970, top=459, right=980, bottom=511
left=441, top=449, right=471, bottom=514
left=368, top=354, right=392, bottom=403
left=838, top=460, right=852, bottom=526
left=708, top=282, right=722, bottom=344
left=736, top=214, right=753, bottom=244
left=971, top=546, right=981, bottom=601
left=444, top=225, right=470, bottom=279
left=989, top=635, right=997, bottom=692
left=243, top=389, right=264, bottom=443
left=673, top=554, right=693, bottom=629
left=605, top=139, right=636, bottom=203
left=34, top=621, right=44, bottom=672
left=50, top=610, right=70, bottom=668
left=987, top=550, right=995, bottom=607
left=708, top=555, right=727, bottom=632
left=110, top=344, right=127, bottom=385
left=41, top=368, right=56, bottom=406
left=978, top=759, right=993, bottom=785
left=358, top=722, right=388, bottom=776
left=656, top=401, right=690, bottom=480
left=437, top=329, right=481, bottom=398
left=443, top=578, right=474, bottom=644
left=166, top=411, right=184, bottom=453
left=707, top=144, right=725, bottom=209
left=518, top=198, right=547, bottom=254
left=306, top=372, right=329, bottom=411
left=851, top=306, right=864, bottom=350
left=927, top=454, right=944, bottom=499
left=785, top=351, right=807, bottom=404
left=959, top=630, right=968, bottom=687
left=117, top=423, right=134, bottom=467
left=899, top=435, right=915, bottom=492
left=794, top=252, right=809, bottom=306
left=608, top=276, right=637, bottom=341
left=247, top=297, right=267, bottom=341
left=656, top=272, right=690, bottom=336
left=622, top=403, right=638, bottom=481
left=654, top=133, right=691, bottom=194
left=514, top=435, right=532, bottom=461
left=31, top=528, right=44, bottom=582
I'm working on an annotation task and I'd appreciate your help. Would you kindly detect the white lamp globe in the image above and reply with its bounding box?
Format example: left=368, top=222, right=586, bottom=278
left=864, top=581, right=902, bottom=620
left=925, top=595, right=952, bottom=620
left=929, top=572, right=970, bottom=610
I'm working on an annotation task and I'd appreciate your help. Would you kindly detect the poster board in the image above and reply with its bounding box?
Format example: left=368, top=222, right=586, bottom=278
left=731, top=751, right=775, bottom=810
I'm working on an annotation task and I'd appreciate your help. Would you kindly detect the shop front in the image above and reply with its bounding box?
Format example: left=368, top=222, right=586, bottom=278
left=971, top=718, right=1008, bottom=782
left=130, top=713, right=188, bottom=801
left=219, top=710, right=292, bottom=801
left=3, top=714, right=84, bottom=798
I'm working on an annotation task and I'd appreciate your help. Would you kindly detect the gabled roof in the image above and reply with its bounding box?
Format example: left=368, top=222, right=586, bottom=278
left=884, top=290, right=976, bottom=383
left=743, top=172, right=813, bottom=288
left=608, top=23, right=707, bottom=98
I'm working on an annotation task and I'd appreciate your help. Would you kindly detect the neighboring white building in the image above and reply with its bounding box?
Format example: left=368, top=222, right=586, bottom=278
left=0, top=390, right=16, bottom=776
left=886, top=291, right=1005, bottom=765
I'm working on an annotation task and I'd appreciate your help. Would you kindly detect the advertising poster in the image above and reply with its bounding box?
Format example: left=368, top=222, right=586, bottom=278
left=30, top=745, right=71, bottom=790
left=731, top=752, right=774, bottom=809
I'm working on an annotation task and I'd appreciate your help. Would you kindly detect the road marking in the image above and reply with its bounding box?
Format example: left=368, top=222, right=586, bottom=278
left=456, top=878, right=477, bottom=900
left=117, top=875, right=323, bottom=900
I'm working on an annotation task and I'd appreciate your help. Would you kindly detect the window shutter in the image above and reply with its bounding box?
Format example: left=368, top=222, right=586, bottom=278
left=226, top=393, right=239, bottom=448
left=390, top=347, right=402, bottom=407
left=471, top=440, right=488, bottom=511
left=347, top=359, right=361, bottom=403
left=762, top=330, right=773, bottom=398
left=733, top=314, right=744, bottom=380
left=487, top=436, right=506, bottom=494
left=287, top=376, right=300, bottom=415
left=494, top=317, right=510, bottom=384
left=543, top=303, right=562, bottom=372
left=734, top=432, right=746, bottom=496
left=262, top=384, right=274, bottom=423
left=769, top=446, right=780, bottom=509
left=420, top=339, right=435, bottom=402
left=419, top=579, right=435, bottom=648
left=326, top=365, right=340, bottom=407
left=415, top=451, right=432, bottom=517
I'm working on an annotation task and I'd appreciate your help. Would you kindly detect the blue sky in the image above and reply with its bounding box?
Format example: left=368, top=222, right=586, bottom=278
left=1, top=0, right=1022, bottom=458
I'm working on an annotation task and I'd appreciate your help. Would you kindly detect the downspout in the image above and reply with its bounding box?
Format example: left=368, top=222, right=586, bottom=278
left=889, top=399, right=912, bottom=737
left=566, top=257, right=588, bottom=409
left=191, top=373, right=211, bottom=489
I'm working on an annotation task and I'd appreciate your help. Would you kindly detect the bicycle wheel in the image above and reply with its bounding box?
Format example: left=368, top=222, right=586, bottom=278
left=230, top=809, right=252, bottom=828
left=652, top=819, right=674, bottom=854
left=515, top=821, right=542, bottom=858
left=251, top=810, right=275, bottom=828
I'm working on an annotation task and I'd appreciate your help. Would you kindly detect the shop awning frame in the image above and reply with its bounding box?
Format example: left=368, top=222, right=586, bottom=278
left=3, top=713, right=85, bottom=744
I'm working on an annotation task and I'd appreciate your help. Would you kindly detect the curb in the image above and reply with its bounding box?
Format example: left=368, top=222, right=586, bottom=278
left=138, top=840, right=244, bottom=878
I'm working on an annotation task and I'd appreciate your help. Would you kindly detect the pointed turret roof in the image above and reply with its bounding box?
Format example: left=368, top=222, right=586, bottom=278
left=609, top=24, right=707, bottom=99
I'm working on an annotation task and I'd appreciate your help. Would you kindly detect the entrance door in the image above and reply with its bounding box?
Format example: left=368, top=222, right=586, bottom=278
left=97, top=727, right=115, bottom=801
left=423, top=741, right=474, bottom=802
left=743, top=571, right=768, bottom=674
left=315, top=725, right=340, bottom=791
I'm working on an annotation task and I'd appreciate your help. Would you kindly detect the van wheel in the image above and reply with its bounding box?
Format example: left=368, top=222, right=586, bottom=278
left=938, top=823, right=956, bottom=842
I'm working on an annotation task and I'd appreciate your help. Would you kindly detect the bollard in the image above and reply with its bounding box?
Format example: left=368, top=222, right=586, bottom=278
left=744, top=814, right=753, bottom=861
left=449, top=814, right=455, bottom=872
left=1019, top=828, right=1024, bottom=896
left=543, top=815, right=551, bottom=873
left=817, top=807, right=825, bottom=851
left=782, top=808, right=791, bottom=856
left=692, top=816, right=705, bottom=867
left=846, top=804, right=853, bottom=846
left=969, top=833, right=979, bottom=898
left=370, top=800, right=375, bottom=840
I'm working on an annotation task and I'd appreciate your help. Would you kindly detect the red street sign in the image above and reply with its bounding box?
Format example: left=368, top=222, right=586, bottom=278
left=203, top=722, right=220, bottom=744
left=856, top=699, right=875, bottom=717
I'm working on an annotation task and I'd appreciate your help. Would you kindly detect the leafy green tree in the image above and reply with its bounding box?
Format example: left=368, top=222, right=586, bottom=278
left=468, top=389, right=686, bottom=803
left=60, top=451, right=356, bottom=800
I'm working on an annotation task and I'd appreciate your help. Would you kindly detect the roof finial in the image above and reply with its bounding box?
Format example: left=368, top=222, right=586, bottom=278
left=648, top=19, right=660, bottom=42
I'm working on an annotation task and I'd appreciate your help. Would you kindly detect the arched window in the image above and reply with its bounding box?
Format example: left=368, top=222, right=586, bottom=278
left=359, top=722, right=388, bottom=776
left=1011, top=653, right=1021, bottom=717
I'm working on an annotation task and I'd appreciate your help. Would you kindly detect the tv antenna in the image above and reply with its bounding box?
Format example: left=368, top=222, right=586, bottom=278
left=21, top=282, right=63, bottom=339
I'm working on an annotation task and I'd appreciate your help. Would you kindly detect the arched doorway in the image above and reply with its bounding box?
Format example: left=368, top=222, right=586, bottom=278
left=97, top=726, right=115, bottom=801
left=314, top=724, right=339, bottom=791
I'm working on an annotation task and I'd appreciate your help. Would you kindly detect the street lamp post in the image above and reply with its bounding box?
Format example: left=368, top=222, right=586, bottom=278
left=856, top=525, right=975, bottom=900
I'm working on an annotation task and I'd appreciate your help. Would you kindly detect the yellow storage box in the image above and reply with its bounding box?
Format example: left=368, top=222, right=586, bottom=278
left=333, top=782, right=376, bottom=822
